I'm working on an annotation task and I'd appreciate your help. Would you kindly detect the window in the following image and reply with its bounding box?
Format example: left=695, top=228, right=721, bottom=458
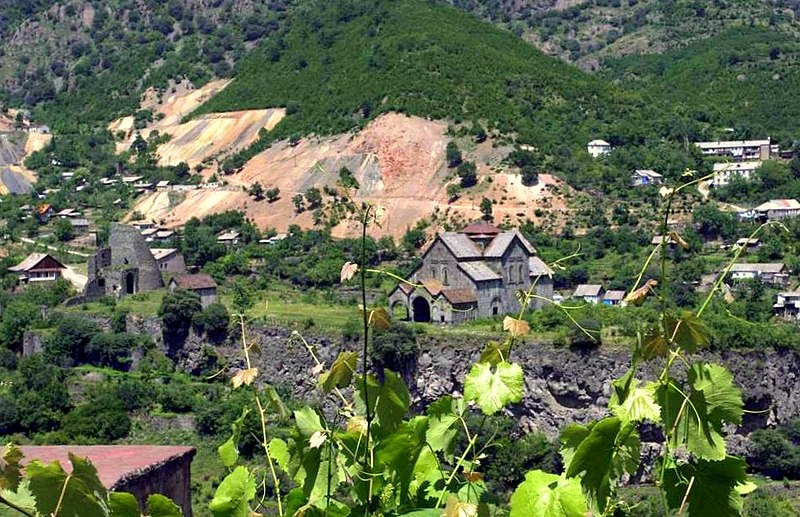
left=442, top=267, right=449, bottom=286
left=430, top=267, right=437, bottom=279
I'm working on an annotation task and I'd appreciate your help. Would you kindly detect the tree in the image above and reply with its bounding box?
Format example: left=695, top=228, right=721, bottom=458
left=266, top=187, right=280, bottom=202
left=174, top=161, right=190, bottom=179
left=692, top=204, right=736, bottom=239
left=402, top=227, right=426, bottom=252
left=193, top=303, right=230, bottom=336
left=447, top=183, right=461, bottom=202
left=249, top=182, right=265, bottom=200
left=480, top=197, right=494, bottom=221
left=339, top=166, right=360, bottom=189
left=305, top=187, right=322, bottom=208
left=520, top=165, right=538, bottom=186
left=158, top=290, right=202, bottom=336
left=458, top=161, right=478, bottom=188
left=231, top=279, right=254, bottom=313
left=293, top=194, right=305, bottom=213
left=130, top=133, right=147, bottom=155
left=446, top=141, right=462, bottom=168
left=53, top=218, right=74, bottom=242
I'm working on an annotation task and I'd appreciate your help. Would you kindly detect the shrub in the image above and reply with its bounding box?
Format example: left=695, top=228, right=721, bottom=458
left=158, top=383, right=198, bottom=413
left=370, top=324, right=418, bottom=374
left=63, top=388, right=131, bottom=441
left=193, top=302, right=230, bottom=336
left=569, top=318, right=602, bottom=349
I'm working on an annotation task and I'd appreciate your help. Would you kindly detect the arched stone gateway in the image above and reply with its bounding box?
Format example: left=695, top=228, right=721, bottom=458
left=125, top=272, right=136, bottom=295
left=412, top=297, right=431, bottom=322
left=390, top=300, right=409, bottom=321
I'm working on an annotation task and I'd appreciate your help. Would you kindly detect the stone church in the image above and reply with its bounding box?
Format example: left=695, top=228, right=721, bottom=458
left=388, top=222, right=553, bottom=324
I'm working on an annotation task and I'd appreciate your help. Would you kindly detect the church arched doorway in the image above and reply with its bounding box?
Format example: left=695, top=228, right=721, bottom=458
left=412, top=297, right=431, bottom=322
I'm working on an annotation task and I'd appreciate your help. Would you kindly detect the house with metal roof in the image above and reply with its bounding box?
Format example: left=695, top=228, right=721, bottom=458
left=388, top=222, right=553, bottom=324
left=728, top=263, right=789, bottom=286
left=573, top=284, right=605, bottom=304
left=754, top=199, right=800, bottom=221
left=631, top=169, right=663, bottom=187
left=710, top=161, right=761, bottom=187
left=169, top=274, right=218, bottom=307
left=10, top=253, right=66, bottom=283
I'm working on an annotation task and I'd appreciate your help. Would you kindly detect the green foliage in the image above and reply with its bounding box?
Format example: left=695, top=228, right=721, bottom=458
left=158, top=289, right=202, bottom=336
left=193, top=303, right=230, bottom=336
left=445, top=142, right=462, bottom=168
left=370, top=324, right=418, bottom=374
left=62, top=386, right=131, bottom=441
left=463, top=361, right=524, bottom=415
left=509, top=470, right=587, bottom=517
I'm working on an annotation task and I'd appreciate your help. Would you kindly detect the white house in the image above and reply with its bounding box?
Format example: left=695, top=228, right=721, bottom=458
left=728, top=263, right=788, bottom=286
left=775, top=290, right=800, bottom=319
left=587, top=140, right=611, bottom=158
left=711, top=161, right=761, bottom=187
left=602, top=290, right=627, bottom=306
left=695, top=139, right=773, bottom=161
left=631, top=169, right=663, bottom=187
left=573, top=284, right=605, bottom=304
left=754, top=199, right=800, bottom=220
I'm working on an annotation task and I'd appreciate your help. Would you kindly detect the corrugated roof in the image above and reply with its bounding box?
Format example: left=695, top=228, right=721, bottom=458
left=9, top=253, right=65, bottom=272
left=588, top=139, right=610, bottom=146
left=462, top=221, right=500, bottom=236
left=603, top=290, right=626, bottom=301
left=634, top=169, right=662, bottom=178
left=529, top=256, right=553, bottom=277
left=150, top=248, right=178, bottom=261
left=171, top=274, right=218, bottom=290
left=459, top=262, right=501, bottom=282
left=712, top=161, right=761, bottom=172
left=439, top=232, right=482, bottom=258
left=439, top=288, right=478, bottom=305
left=19, top=446, right=195, bottom=490
left=574, top=284, right=604, bottom=297
left=729, top=263, right=786, bottom=274
left=696, top=140, right=770, bottom=149
left=755, top=199, right=800, bottom=211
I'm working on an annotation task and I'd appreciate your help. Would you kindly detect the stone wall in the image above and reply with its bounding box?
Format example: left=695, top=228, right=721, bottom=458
left=108, top=223, right=164, bottom=292
left=113, top=450, right=195, bottom=517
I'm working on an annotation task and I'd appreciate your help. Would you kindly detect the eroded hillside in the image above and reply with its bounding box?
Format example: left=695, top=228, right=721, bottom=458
left=132, top=112, right=569, bottom=238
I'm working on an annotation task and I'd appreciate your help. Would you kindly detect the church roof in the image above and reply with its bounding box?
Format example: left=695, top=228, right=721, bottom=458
left=529, top=256, right=553, bottom=277
left=439, top=288, right=477, bottom=305
left=483, top=230, right=536, bottom=257
left=462, top=221, right=500, bottom=237
left=439, top=232, right=482, bottom=258
left=459, top=262, right=501, bottom=282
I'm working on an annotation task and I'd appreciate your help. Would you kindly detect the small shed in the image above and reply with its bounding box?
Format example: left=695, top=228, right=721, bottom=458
left=169, top=274, right=218, bottom=307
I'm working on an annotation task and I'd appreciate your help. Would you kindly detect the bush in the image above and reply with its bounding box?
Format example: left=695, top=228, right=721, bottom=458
left=115, top=378, right=156, bottom=411
left=159, top=290, right=202, bottom=337
left=370, top=324, right=418, bottom=374
left=63, top=388, right=131, bottom=441
left=158, top=383, right=198, bottom=413
left=569, top=318, right=602, bottom=349
left=193, top=302, right=230, bottom=336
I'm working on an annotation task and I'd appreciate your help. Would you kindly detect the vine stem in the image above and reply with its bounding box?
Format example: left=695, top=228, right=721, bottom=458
left=435, top=435, right=477, bottom=509
left=239, top=314, right=283, bottom=517
left=0, top=494, right=36, bottom=517
left=53, top=474, right=72, bottom=516
left=359, top=205, right=374, bottom=515
left=677, top=476, right=695, bottom=516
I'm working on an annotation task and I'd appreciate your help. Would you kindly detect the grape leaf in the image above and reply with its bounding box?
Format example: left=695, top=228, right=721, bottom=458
left=610, top=380, right=661, bottom=424
left=663, top=456, right=749, bottom=517
left=509, top=470, right=587, bottom=517
left=444, top=496, right=477, bottom=517
left=359, top=305, right=391, bottom=331
left=0, top=479, right=37, bottom=517
left=464, top=361, right=524, bottom=415
left=668, top=312, right=710, bottom=353
left=27, top=454, right=109, bottom=517
left=294, top=407, right=325, bottom=439
left=355, top=370, right=410, bottom=433
left=320, top=351, right=358, bottom=393
left=262, top=384, right=291, bottom=421
left=0, top=444, right=23, bottom=491
left=503, top=316, right=530, bottom=337
left=375, top=416, right=429, bottom=503
left=657, top=364, right=743, bottom=461
left=268, top=438, right=290, bottom=473
left=563, top=417, right=640, bottom=514
left=146, top=494, right=183, bottom=517
left=218, top=408, right=249, bottom=468
left=109, top=492, right=140, bottom=517
left=340, top=261, right=359, bottom=282
left=478, top=339, right=512, bottom=366
left=231, top=368, right=258, bottom=389
left=209, top=466, right=256, bottom=517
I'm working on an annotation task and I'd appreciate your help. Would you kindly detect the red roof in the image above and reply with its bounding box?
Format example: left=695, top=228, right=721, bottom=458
left=170, top=274, right=217, bottom=290
left=461, top=221, right=500, bottom=236
left=19, top=446, right=195, bottom=489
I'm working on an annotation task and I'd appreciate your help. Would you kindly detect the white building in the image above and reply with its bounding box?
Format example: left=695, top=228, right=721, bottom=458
left=754, top=199, right=800, bottom=221
left=631, top=169, right=663, bottom=186
left=695, top=139, right=774, bottom=161
left=775, top=290, right=800, bottom=319
left=728, top=263, right=788, bottom=286
left=587, top=140, right=611, bottom=158
left=573, top=284, right=605, bottom=304
left=711, top=161, right=761, bottom=187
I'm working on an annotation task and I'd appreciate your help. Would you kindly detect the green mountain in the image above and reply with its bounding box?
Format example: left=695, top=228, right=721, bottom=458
left=602, top=26, right=800, bottom=144
left=193, top=0, right=635, bottom=149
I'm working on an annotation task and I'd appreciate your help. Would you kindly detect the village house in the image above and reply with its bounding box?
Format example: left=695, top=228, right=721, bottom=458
left=156, top=180, right=171, bottom=190
left=217, top=230, right=241, bottom=247
left=695, top=139, right=774, bottom=161
left=651, top=235, right=676, bottom=247
left=154, top=229, right=175, bottom=242
left=573, top=284, right=605, bottom=304
left=587, top=139, right=611, bottom=158
left=151, top=248, right=187, bottom=274
left=711, top=161, right=762, bottom=187
left=734, top=238, right=761, bottom=252
left=69, top=218, right=90, bottom=236
left=775, top=290, right=800, bottom=319
left=728, top=263, right=789, bottom=286
left=388, top=222, right=553, bottom=324
left=169, top=274, right=218, bottom=308
left=56, top=208, right=81, bottom=218
left=754, top=199, right=800, bottom=220
left=10, top=253, right=66, bottom=283
left=631, top=169, right=663, bottom=187
left=602, top=290, right=627, bottom=306
left=132, top=221, right=157, bottom=231
left=35, top=204, right=53, bottom=222
left=19, top=446, right=195, bottom=516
